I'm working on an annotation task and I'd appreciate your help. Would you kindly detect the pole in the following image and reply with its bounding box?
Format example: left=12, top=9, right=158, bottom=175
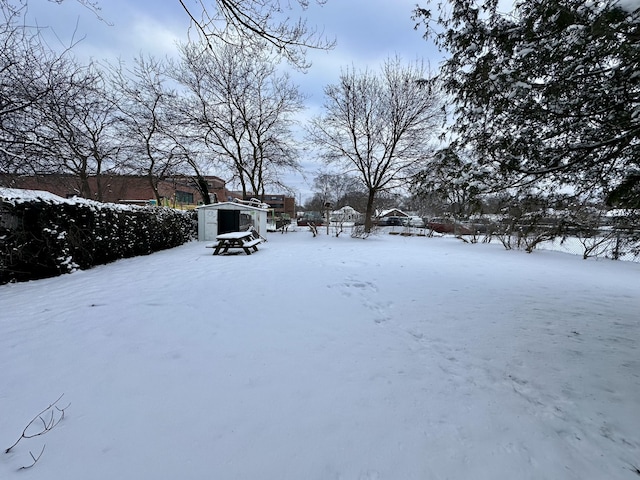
left=326, top=207, right=330, bottom=235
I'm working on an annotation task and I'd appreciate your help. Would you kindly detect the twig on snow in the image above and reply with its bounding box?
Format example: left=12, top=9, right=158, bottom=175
left=5, top=394, right=69, bottom=454
left=18, top=445, right=46, bottom=470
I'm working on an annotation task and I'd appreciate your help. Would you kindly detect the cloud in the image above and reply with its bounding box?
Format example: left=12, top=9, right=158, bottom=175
left=123, top=13, right=185, bottom=59
left=22, top=0, right=190, bottom=63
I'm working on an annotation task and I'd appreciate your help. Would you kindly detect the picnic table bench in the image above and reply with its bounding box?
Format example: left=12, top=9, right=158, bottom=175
left=206, top=229, right=264, bottom=255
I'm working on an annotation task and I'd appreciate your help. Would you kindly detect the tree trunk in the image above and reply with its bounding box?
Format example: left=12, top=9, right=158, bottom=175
left=148, top=175, right=162, bottom=206
left=78, top=169, right=92, bottom=199
left=194, top=175, right=212, bottom=205
left=364, top=188, right=377, bottom=233
left=95, top=172, right=104, bottom=202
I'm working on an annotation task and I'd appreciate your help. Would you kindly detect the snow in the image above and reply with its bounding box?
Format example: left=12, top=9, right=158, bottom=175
left=616, top=0, right=640, bottom=13
left=0, top=187, right=67, bottom=205
left=1, top=230, right=639, bottom=479
left=0, top=188, right=139, bottom=211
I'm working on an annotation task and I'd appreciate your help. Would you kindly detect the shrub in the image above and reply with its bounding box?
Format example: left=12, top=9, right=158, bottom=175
left=0, top=189, right=196, bottom=284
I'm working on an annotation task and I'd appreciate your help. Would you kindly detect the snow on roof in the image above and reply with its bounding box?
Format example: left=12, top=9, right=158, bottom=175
left=331, top=205, right=360, bottom=214
left=197, top=200, right=269, bottom=212
left=377, top=208, right=409, bottom=217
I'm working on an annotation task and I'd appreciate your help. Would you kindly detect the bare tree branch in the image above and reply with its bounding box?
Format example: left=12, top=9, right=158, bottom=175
left=18, top=444, right=46, bottom=470
left=178, top=0, right=335, bottom=70
left=47, top=0, right=109, bottom=23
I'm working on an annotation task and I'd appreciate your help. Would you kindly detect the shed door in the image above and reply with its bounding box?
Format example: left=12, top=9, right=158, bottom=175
left=218, top=210, right=240, bottom=234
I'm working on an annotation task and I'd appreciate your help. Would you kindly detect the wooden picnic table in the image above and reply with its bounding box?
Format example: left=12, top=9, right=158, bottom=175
left=209, top=230, right=263, bottom=255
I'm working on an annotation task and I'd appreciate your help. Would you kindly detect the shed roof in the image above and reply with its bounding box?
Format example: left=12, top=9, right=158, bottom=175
left=197, top=201, right=269, bottom=212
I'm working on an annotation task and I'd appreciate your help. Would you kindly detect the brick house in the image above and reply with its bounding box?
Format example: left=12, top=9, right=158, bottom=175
left=0, top=174, right=235, bottom=208
left=239, top=193, right=296, bottom=219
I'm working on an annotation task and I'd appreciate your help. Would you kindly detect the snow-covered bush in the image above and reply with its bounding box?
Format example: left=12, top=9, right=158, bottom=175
left=0, top=189, right=196, bottom=284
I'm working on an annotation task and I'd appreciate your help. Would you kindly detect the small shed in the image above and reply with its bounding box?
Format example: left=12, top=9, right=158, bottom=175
left=197, top=201, right=268, bottom=241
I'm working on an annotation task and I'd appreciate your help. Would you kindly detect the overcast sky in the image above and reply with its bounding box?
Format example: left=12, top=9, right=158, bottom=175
left=24, top=0, right=442, bottom=200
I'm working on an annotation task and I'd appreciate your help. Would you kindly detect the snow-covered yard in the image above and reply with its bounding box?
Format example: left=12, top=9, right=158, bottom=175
left=1, top=231, right=639, bottom=479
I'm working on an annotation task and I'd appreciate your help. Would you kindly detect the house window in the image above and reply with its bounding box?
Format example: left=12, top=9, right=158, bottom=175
left=176, top=190, right=194, bottom=204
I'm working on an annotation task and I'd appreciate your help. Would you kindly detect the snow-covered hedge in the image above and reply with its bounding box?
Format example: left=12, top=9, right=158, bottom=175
left=0, top=188, right=196, bottom=284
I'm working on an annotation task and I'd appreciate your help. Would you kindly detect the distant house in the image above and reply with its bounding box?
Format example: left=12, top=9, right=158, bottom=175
left=330, top=206, right=362, bottom=223
left=375, top=208, right=410, bottom=227
left=377, top=208, right=410, bottom=218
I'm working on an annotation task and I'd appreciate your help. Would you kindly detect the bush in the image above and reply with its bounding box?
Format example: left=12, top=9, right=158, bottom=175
left=0, top=190, right=196, bottom=284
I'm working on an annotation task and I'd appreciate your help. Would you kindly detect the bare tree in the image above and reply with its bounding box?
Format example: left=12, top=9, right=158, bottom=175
left=1, top=1, right=120, bottom=199
left=0, top=1, right=74, bottom=175
left=311, top=171, right=361, bottom=209
left=172, top=40, right=304, bottom=198
left=164, top=127, right=217, bottom=205
left=111, top=55, right=183, bottom=205
left=308, top=57, right=443, bottom=232
left=179, top=0, right=334, bottom=70
left=33, top=60, right=120, bottom=200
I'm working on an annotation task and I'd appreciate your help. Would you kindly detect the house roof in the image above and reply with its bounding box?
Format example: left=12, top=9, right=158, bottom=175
left=332, top=205, right=360, bottom=214
left=378, top=208, right=410, bottom=218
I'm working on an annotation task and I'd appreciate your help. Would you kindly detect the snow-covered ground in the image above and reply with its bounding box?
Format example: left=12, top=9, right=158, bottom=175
left=1, top=230, right=639, bottom=479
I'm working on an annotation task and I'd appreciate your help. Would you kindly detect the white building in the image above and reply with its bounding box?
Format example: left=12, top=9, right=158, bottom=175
left=330, top=205, right=362, bottom=223
left=197, top=201, right=268, bottom=241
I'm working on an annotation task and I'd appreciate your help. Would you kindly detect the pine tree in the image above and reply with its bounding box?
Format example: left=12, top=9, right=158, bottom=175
left=415, top=0, right=640, bottom=206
